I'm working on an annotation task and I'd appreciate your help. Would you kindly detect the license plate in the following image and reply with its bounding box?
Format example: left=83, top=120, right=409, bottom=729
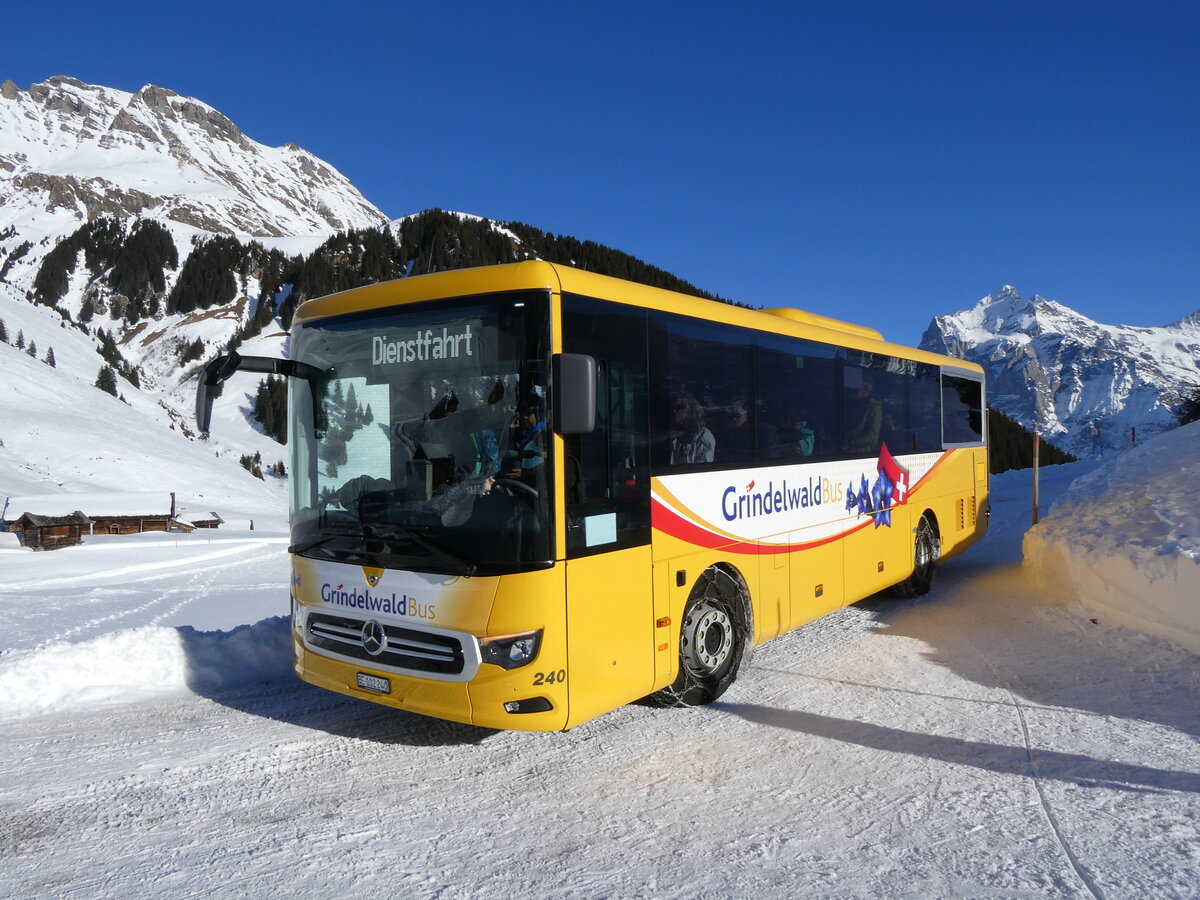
left=356, top=672, right=391, bottom=694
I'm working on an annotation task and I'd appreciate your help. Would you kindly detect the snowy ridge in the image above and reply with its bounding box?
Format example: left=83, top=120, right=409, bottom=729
left=0, top=76, right=388, bottom=238
left=920, top=286, right=1200, bottom=458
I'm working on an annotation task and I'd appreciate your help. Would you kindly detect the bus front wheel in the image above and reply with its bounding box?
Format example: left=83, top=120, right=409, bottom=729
left=649, top=566, right=749, bottom=707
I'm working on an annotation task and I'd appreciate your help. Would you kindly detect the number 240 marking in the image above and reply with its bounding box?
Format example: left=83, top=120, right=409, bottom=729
left=533, top=669, right=566, bottom=685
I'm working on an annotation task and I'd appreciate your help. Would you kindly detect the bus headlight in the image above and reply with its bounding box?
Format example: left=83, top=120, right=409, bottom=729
left=479, top=630, right=542, bottom=670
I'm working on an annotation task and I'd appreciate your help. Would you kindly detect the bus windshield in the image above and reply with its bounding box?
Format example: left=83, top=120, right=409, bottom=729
left=288, top=290, right=552, bottom=576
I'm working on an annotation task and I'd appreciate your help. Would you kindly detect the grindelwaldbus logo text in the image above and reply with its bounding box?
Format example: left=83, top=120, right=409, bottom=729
left=721, top=475, right=842, bottom=522
left=320, top=582, right=436, bottom=620
left=372, top=325, right=475, bottom=365
left=720, top=446, right=912, bottom=529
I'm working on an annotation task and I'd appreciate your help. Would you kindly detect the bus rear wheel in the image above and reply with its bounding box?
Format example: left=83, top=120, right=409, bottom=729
left=648, top=566, right=749, bottom=707
left=892, top=514, right=939, bottom=598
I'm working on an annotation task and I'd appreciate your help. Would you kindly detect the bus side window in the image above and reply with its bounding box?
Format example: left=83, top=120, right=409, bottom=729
left=912, top=366, right=943, bottom=451
left=757, top=340, right=838, bottom=462
left=942, top=374, right=984, bottom=445
left=650, top=313, right=754, bottom=468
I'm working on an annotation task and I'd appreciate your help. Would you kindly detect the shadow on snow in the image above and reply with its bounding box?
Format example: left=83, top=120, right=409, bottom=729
left=716, top=700, right=1200, bottom=795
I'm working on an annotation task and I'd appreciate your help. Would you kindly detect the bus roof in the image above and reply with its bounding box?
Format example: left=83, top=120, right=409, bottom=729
left=292, top=261, right=983, bottom=374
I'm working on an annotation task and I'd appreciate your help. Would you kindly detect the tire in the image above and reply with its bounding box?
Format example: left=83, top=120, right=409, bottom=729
left=892, top=514, right=939, bottom=598
left=648, top=566, right=749, bottom=707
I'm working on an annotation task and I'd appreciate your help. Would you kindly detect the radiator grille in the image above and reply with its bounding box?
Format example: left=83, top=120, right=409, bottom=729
left=306, top=611, right=467, bottom=677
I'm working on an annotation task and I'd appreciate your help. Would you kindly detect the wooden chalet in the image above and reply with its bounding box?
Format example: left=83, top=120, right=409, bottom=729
left=88, top=493, right=192, bottom=535
left=1, top=492, right=220, bottom=549
left=10, top=511, right=90, bottom=551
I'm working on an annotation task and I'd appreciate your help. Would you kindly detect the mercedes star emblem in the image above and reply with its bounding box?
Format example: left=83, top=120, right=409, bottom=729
left=361, top=619, right=386, bottom=656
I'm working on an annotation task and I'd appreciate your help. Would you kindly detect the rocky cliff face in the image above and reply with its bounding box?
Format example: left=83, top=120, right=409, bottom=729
left=0, top=76, right=388, bottom=237
left=920, top=286, right=1200, bottom=458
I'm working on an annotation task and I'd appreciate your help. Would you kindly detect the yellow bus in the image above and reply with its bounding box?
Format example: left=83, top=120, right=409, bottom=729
left=197, top=261, right=988, bottom=731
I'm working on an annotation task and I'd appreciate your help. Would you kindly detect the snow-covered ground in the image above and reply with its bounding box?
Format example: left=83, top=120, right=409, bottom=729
left=1, top=431, right=1198, bottom=898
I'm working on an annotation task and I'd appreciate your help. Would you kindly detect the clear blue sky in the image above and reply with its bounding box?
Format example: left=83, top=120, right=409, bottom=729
left=5, top=0, right=1198, bottom=345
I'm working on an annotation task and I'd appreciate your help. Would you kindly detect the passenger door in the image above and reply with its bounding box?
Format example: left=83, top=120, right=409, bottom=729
left=561, top=295, right=655, bottom=726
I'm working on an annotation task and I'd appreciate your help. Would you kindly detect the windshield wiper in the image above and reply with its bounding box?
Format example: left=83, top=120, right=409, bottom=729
left=288, top=527, right=363, bottom=556
left=361, top=523, right=477, bottom=576
left=290, top=523, right=476, bottom=576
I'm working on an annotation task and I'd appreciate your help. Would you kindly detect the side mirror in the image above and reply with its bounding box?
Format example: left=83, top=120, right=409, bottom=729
left=195, top=351, right=326, bottom=433
left=196, top=353, right=242, bottom=433
left=553, top=353, right=596, bottom=434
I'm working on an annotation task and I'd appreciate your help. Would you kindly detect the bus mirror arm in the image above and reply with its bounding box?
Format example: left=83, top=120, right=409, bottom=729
left=553, top=353, right=597, bottom=435
left=195, top=350, right=326, bottom=433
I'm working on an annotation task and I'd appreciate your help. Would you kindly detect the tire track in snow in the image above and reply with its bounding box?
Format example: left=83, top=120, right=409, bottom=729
left=2, top=539, right=284, bottom=594
left=32, top=555, right=282, bottom=648
left=1011, top=693, right=1107, bottom=900
left=952, top=603, right=1108, bottom=900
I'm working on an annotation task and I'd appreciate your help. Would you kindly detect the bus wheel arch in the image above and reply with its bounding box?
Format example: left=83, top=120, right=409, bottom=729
left=648, top=563, right=752, bottom=707
left=892, top=510, right=940, bottom=598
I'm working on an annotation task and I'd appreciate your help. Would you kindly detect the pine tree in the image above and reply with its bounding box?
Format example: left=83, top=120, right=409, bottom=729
left=0, top=317, right=7, bottom=343
left=987, top=409, right=1076, bottom=473
left=45, top=347, right=56, bottom=367
left=179, top=337, right=205, bottom=365
left=239, top=452, right=264, bottom=479
left=252, top=375, right=288, bottom=444
left=27, top=339, right=37, bottom=357
left=344, top=383, right=361, bottom=429
left=95, top=365, right=119, bottom=397
left=15, top=329, right=24, bottom=350
left=254, top=378, right=275, bottom=439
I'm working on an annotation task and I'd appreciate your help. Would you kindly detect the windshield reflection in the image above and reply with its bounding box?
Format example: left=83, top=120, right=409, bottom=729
left=288, top=291, right=552, bottom=575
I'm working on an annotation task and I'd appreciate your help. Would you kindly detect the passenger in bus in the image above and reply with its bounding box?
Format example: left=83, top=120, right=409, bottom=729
left=719, top=399, right=755, bottom=461
left=508, top=403, right=547, bottom=485
left=846, top=378, right=882, bottom=454
left=879, top=405, right=906, bottom=453
left=669, top=393, right=716, bottom=464
left=769, top=404, right=817, bottom=458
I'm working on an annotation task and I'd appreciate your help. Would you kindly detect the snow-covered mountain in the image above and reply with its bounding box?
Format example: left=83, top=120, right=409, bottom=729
left=0, top=76, right=387, bottom=239
left=0, top=76, right=390, bottom=503
left=920, top=286, right=1200, bottom=458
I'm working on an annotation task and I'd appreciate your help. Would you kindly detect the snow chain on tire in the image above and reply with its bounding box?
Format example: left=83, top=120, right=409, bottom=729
left=648, top=566, right=750, bottom=708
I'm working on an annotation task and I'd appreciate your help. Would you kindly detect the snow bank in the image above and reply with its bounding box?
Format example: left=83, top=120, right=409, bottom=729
left=0, top=617, right=292, bottom=720
left=1023, top=421, right=1200, bottom=653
